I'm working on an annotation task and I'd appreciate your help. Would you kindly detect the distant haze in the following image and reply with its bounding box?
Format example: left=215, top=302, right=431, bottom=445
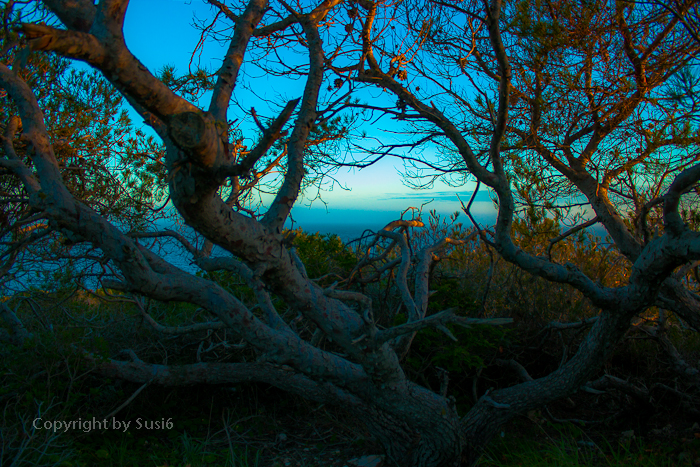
left=287, top=206, right=497, bottom=241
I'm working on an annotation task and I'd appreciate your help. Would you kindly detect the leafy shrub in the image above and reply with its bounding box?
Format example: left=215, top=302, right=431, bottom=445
left=290, top=229, right=356, bottom=282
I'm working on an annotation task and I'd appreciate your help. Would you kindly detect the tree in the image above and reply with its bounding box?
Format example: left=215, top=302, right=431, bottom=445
left=337, top=0, right=700, bottom=459
left=0, top=2, right=167, bottom=294
left=0, top=1, right=699, bottom=466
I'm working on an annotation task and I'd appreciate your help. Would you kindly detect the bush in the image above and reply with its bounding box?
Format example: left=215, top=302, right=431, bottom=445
left=290, top=229, right=356, bottom=282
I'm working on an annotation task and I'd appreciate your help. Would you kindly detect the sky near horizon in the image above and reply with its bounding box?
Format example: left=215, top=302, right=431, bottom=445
left=120, top=0, right=497, bottom=232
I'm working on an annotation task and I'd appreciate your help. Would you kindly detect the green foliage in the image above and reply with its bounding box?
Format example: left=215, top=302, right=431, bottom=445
left=289, top=229, right=356, bottom=282
left=1, top=4, right=169, bottom=294
left=0, top=294, right=272, bottom=467
left=158, top=64, right=216, bottom=103
left=426, top=277, right=478, bottom=313
left=196, top=229, right=355, bottom=299
left=198, top=268, right=252, bottom=298
left=479, top=422, right=682, bottom=467
left=1, top=47, right=167, bottom=230
left=0, top=324, right=113, bottom=466
left=2, top=235, right=698, bottom=466
left=405, top=319, right=508, bottom=375
left=43, top=65, right=168, bottom=229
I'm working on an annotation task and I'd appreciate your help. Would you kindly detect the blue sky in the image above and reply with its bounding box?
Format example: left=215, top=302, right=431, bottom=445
left=121, top=1, right=495, bottom=232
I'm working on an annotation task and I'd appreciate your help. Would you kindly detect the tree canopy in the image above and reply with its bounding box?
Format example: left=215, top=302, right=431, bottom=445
left=0, top=5, right=168, bottom=291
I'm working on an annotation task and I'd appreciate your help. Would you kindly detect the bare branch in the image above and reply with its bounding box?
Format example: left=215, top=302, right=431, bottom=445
left=43, top=0, right=96, bottom=32
left=21, top=23, right=107, bottom=67
left=547, top=217, right=600, bottom=260
left=586, top=374, right=650, bottom=402
left=132, top=298, right=227, bottom=335
left=95, top=357, right=364, bottom=407
left=484, top=0, right=511, bottom=179
left=253, top=0, right=343, bottom=37
left=209, top=0, right=267, bottom=122
left=376, top=308, right=512, bottom=346
left=95, top=0, right=130, bottom=34
left=205, top=0, right=238, bottom=22
left=128, top=230, right=200, bottom=257
left=262, top=13, right=325, bottom=233
left=218, top=98, right=299, bottom=179
left=640, top=325, right=700, bottom=385
left=195, top=256, right=290, bottom=332
left=0, top=301, right=33, bottom=345
left=324, top=288, right=373, bottom=325
left=664, top=161, right=700, bottom=235
left=544, top=317, right=599, bottom=331
left=495, top=359, right=534, bottom=382
left=20, top=23, right=209, bottom=160
left=103, top=381, right=150, bottom=419
left=0, top=115, right=40, bottom=193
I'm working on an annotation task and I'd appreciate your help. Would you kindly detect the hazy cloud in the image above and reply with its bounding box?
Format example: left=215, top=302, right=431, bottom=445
left=377, top=190, right=494, bottom=203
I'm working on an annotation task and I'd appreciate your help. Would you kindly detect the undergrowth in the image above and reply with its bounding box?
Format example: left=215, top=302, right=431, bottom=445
left=2, top=215, right=699, bottom=466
